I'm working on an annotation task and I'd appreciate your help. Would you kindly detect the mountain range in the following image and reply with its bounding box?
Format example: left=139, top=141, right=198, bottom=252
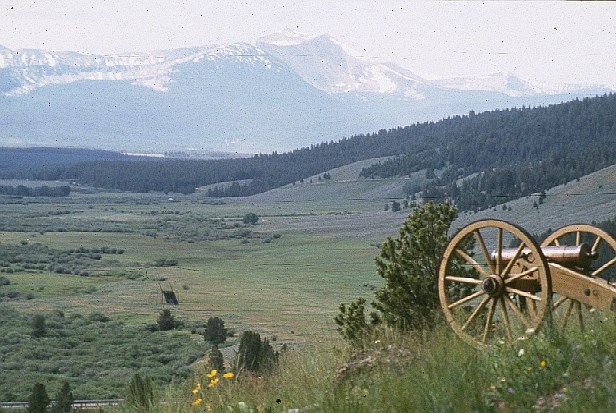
left=0, top=30, right=612, bottom=154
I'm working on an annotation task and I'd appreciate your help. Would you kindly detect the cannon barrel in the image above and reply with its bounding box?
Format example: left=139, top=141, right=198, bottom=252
left=491, top=243, right=597, bottom=268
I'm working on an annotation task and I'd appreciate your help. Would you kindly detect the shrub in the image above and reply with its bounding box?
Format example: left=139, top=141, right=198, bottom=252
left=334, top=298, right=375, bottom=347
left=243, top=213, right=259, bottom=225
left=0, top=276, right=10, bottom=286
left=31, top=314, right=47, bottom=338
left=125, top=373, right=155, bottom=412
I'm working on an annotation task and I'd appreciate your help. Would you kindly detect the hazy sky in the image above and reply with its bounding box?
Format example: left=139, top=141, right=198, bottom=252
left=1, top=1, right=615, bottom=87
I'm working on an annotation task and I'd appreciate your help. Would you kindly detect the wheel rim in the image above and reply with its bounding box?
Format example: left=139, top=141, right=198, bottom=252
left=542, top=224, right=616, bottom=332
left=439, top=220, right=551, bottom=349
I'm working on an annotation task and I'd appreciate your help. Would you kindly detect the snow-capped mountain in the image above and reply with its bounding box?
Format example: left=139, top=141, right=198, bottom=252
left=0, top=32, right=611, bottom=153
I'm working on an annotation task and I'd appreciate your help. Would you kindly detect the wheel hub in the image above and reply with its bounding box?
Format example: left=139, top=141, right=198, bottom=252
left=482, top=275, right=504, bottom=297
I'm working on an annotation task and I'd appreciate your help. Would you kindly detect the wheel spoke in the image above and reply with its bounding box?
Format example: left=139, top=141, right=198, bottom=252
left=448, top=290, right=485, bottom=309
left=474, top=230, right=495, bottom=274
left=553, top=295, right=567, bottom=310
left=481, top=299, right=497, bottom=343
left=562, top=299, right=575, bottom=330
left=455, top=249, right=490, bottom=278
left=592, top=235, right=602, bottom=253
left=461, top=296, right=490, bottom=331
left=506, top=287, right=541, bottom=301
left=576, top=231, right=581, bottom=246
left=445, top=275, right=482, bottom=285
left=553, top=237, right=560, bottom=247
left=528, top=298, right=538, bottom=322
left=575, top=300, right=584, bottom=332
left=501, top=243, right=526, bottom=276
left=504, top=295, right=533, bottom=329
left=496, top=228, right=503, bottom=275
left=505, top=266, right=538, bottom=284
left=591, top=257, right=616, bottom=277
left=499, top=297, right=513, bottom=342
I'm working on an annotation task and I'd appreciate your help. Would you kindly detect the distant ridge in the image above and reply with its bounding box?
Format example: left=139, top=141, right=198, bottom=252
left=0, top=147, right=137, bottom=172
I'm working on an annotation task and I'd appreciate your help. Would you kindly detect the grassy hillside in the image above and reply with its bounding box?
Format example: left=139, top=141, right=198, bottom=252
left=453, top=163, right=616, bottom=234
left=1, top=156, right=615, bottom=404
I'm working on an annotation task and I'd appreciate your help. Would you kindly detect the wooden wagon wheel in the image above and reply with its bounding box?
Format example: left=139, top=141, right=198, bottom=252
left=438, top=220, right=551, bottom=348
left=542, top=224, right=616, bottom=332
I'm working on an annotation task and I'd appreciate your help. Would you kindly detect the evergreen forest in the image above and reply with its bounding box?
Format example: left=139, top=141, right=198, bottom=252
left=2, top=94, right=615, bottom=212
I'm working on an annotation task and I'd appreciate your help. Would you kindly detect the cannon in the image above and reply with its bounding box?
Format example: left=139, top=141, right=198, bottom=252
left=438, top=220, right=616, bottom=348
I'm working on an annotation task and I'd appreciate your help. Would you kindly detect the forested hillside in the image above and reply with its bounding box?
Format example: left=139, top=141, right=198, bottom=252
left=4, top=94, right=615, bottom=210
left=361, top=94, right=616, bottom=211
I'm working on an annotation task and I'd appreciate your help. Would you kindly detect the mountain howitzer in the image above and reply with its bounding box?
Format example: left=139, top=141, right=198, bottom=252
left=438, top=220, right=616, bottom=348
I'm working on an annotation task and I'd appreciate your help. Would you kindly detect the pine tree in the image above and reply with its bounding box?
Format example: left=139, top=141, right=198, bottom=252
left=27, top=383, right=50, bottom=413
left=157, top=309, right=175, bottom=331
left=372, top=201, right=458, bottom=330
left=51, top=382, right=73, bottom=413
left=203, top=317, right=227, bottom=346
left=208, top=345, right=225, bottom=372
left=236, top=331, right=278, bottom=373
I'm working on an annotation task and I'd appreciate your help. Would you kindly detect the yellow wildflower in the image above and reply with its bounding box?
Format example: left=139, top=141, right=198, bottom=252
left=207, top=369, right=218, bottom=378
left=192, top=398, right=203, bottom=407
left=208, top=377, right=220, bottom=388
left=562, top=387, right=568, bottom=393
left=223, top=372, right=234, bottom=379
left=527, top=366, right=533, bottom=372
left=539, top=360, right=547, bottom=369
left=192, top=383, right=201, bottom=394
left=489, top=384, right=496, bottom=391
left=205, top=403, right=212, bottom=412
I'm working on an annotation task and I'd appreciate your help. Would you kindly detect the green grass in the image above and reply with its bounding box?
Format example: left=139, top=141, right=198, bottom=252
left=103, top=318, right=616, bottom=413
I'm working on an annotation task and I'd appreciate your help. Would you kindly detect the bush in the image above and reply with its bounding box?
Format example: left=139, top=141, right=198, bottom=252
left=0, top=276, right=10, bottom=286
left=334, top=298, right=375, bottom=347
left=31, top=314, right=47, bottom=338
left=125, top=373, right=155, bottom=412
left=243, top=213, right=259, bottom=225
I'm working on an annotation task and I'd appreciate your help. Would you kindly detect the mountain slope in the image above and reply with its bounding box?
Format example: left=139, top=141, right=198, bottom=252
left=0, top=34, right=612, bottom=153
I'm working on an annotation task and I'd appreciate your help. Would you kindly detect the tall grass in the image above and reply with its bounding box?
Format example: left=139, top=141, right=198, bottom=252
left=108, top=317, right=614, bottom=412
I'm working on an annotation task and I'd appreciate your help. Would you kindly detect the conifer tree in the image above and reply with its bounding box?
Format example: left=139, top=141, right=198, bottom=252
left=27, top=383, right=50, bottom=413
left=51, top=382, right=73, bottom=413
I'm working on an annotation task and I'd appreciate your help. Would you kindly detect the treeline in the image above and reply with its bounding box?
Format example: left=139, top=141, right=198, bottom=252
left=0, top=185, right=71, bottom=197
left=361, top=94, right=616, bottom=211
left=3, top=94, right=615, bottom=201
left=13, top=139, right=397, bottom=195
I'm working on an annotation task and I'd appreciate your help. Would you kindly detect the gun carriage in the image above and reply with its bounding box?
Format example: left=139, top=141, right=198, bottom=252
left=438, top=220, right=616, bottom=348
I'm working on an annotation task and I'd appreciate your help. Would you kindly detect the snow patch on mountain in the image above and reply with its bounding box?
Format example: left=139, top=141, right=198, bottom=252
left=0, top=32, right=612, bottom=99
left=0, top=43, right=276, bottom=95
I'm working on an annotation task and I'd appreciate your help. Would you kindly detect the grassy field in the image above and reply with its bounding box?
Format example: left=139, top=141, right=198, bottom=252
left=1, top=160, right=616, bottom=404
